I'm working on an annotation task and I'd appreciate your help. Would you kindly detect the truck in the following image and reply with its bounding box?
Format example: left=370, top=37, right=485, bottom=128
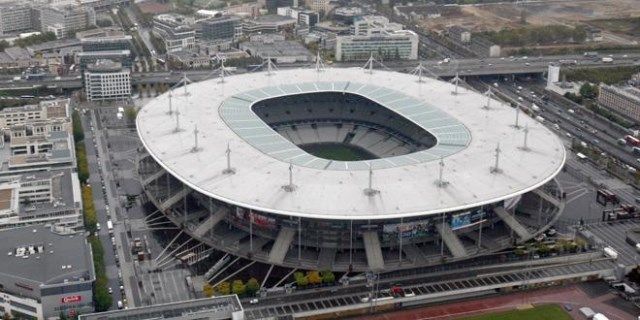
left=603, top=246, right=618, bottom=260
left=625, top=135, right=640, bottom=147
left=107, top=220, right=114, bottom=233
left=602, top=57, right=614, bottom=63
left=584, top=51, right=599, bottom=57
left=579, top=307, right=596, bottom=319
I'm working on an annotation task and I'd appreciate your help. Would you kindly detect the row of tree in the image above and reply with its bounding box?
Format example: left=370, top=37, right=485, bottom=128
left=294, top=270, right=335, bottom=287
left=72, top=109, right=112, bottom=311
left=210, top=277, right=260, bottom=297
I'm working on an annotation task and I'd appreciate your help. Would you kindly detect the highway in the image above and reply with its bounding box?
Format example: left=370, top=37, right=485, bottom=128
left=472, top=78, right=640, bottom=171
left=0, top=53, right=638, bottom=91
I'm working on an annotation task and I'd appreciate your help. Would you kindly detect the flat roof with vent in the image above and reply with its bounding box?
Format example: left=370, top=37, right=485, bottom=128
left=0, top=225, right=92, bottom=285
left=137, top=68, right=566, bottom=220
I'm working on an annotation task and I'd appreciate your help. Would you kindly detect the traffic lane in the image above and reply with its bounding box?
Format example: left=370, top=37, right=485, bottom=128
left=82, top=113, right=123, bottom=309
left=495, top=84, right=639, bottom=169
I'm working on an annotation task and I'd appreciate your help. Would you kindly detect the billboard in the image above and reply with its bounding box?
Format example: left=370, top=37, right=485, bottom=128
left=61, top=295, right=82, bottom=303
left=451, top=209, right=487, bottom=230
left=382, top=219, right=431, bottom=240
left=450, top=212, right=471, bottom=230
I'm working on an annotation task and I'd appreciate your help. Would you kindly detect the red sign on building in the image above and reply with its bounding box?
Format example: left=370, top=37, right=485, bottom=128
left=61, top=295, right=82, bottom=303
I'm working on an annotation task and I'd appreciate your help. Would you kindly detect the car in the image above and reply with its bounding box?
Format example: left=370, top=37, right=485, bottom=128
left=117, top=301, right=123, bottom=309
left=108, top=287, right=113, bottom=294
left=96, top=223, right=101, bottom=230
left=563, top=304, right=573, bottom=312
left=250, top=299, right=259, bottom=304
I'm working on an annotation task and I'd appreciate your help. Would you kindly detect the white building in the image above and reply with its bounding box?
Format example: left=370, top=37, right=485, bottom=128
left=0, top=225, right=94, bottom=319
left=84, top=59, right=131, bottom=101
left=335, top=30, right=418, bottom=61
left=598, top=84, right=640, bottom=123
left=352, top=15, right=404, bottom=36
left=0, top=169, right=83, bottom=230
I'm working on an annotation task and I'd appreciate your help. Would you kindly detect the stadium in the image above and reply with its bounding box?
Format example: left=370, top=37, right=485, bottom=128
left=136, top=67, right=566, bottom=273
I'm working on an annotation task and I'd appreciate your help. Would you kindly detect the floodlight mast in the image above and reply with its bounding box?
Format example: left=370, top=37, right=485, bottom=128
left=222, top=142, right=235, bottom=174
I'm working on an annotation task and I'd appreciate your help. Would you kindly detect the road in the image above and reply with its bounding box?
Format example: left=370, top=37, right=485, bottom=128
left=0, top=53, right=638, bottom=91
left=81, top=109, right=124, bottom=310
left=82, top=106, right=139, bottom=310
left=470, top=78, right=640, bottom=171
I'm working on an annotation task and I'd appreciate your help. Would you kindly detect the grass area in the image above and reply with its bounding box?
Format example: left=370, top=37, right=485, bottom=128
left=589, top=18, right=640, bottom=37
left=459, top=305, right=571, bottom=320
left=301, top=143, right=374, bottom=161
left=562, top=65, right=640, bottom=85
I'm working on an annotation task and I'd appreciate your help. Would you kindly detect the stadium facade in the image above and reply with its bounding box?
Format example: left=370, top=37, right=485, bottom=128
left=136, top=68, right=566, bottom=272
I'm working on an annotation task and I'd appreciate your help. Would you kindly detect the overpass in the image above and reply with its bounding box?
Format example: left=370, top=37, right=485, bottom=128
left=1, top=53, right=638, bottom=91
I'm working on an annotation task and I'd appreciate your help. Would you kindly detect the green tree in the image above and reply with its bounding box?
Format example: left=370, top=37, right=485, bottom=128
left=216, top=281, right=231, bottom=295
left=232, top=279, right=246, bottom=296
left=203, top=283, right=214, bottom=297
left=125, top=106, right=138, bottom=122
left=294, top=272, right=308, bottom=287
left=72, top=110, right=84, bottom=142
left=246, top=277, right=260, bottom=295
left=321, top=270, right=335, bottom=284
left=579, top=83, right=598, bottom=100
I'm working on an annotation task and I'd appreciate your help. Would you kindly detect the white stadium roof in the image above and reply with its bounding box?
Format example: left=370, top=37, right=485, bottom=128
left=137, top=68, right=566, bottom=220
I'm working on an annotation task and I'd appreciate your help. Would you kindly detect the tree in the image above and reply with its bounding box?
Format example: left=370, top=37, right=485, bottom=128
left=579, top=83, right=598, bottom=100
left=125, top=106, right=138, bottom=122
left=232, top=279, right=246, bottom=296
left=246, top=277, right=260, bottom=295
left=307, top=271, right=322, bottom=285
left=294, top=272, right=308, bottom=287
left=321, top=270, right=335, bottom=284
left=203, top=283, right=214, bottom=297
left=216, top=281, right=231, bottom=295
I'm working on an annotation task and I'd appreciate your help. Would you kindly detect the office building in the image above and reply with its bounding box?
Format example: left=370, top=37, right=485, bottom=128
left=39, top=5, right=96, bottom=38
left=298, top=10, right=319, bottom=27
left=306, top=0, right=329, bottom=13
left=239, top=34, right=311, bottom=63
left=80, top=34, right=133, bottom=52
left=198, top=15, right=242, bottom=41
left=264, top=0, right=297, bottom=13
left=76, top=49, right=131, bottom=70
left=352, top=15, right=403, bottom=36
left=0, top=3, right=34, bottom=36
left=277, top=7, right=318, bottom=27
left=84, top=59, right=131, bottom=101
left=335, top=30, right=418, bottom=61
left=0, top=99, right=75, bottom=175
left=333, top=7, right=363, bottom=24
left=0, top=169, right=83, bottom=230
left=152, top=14, right=195, bottom=53
left=598, top=84, right=640, bottom=123
left=242, top=15, right=296, bottom=34
left=0, top=225, right=94, bottom=319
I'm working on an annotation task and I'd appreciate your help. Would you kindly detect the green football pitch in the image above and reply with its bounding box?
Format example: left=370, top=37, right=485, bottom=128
left=459, top=304, right=572, bottom=320
left=301, top=143, right=375, bottom=161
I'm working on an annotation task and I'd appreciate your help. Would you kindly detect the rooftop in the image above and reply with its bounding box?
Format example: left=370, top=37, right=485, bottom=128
left=137, top=68, right=565, bottom=220
left=0, top=225, right=92, bottom=285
